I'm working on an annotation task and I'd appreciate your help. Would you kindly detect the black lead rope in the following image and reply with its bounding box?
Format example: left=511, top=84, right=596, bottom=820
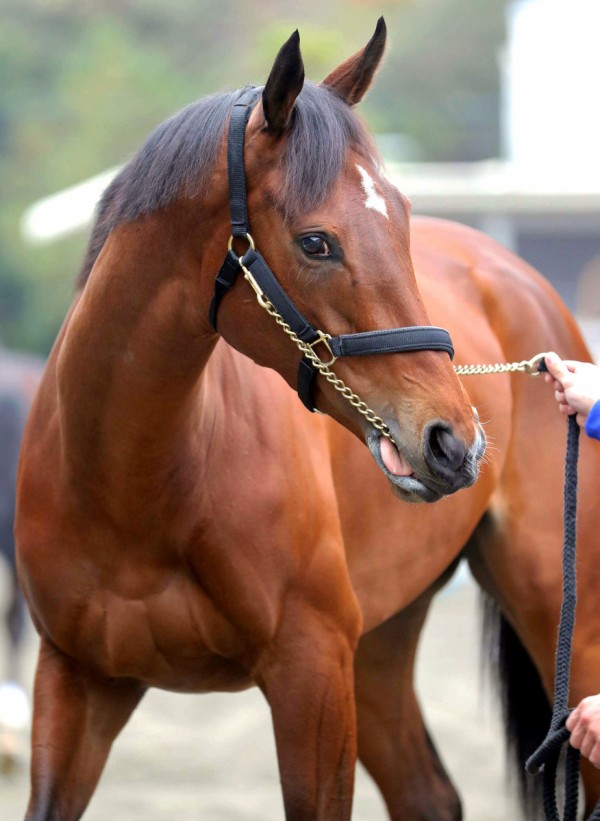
left=209, top=87, right=455, bottom=412
left=526, top=399, right=600, bottom=820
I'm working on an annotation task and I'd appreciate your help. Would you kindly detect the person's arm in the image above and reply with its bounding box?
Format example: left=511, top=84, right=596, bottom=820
left=566, top=695, right=600, bottom=767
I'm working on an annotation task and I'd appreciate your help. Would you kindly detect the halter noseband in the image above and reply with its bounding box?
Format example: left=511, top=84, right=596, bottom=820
left=209, top=87, right=454, bottom=413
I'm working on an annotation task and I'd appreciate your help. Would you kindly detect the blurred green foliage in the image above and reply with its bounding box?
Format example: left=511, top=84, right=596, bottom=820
left=0, top=0, right=506, bottom=352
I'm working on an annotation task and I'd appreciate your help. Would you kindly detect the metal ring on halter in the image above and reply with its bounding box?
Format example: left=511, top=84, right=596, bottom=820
left=308, top=332, right=337, bottom=366
left=227, top=233, right=255, bottom=259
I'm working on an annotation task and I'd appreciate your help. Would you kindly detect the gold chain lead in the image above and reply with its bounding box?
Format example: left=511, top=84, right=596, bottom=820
left=454, top=353, right=548, bottom=377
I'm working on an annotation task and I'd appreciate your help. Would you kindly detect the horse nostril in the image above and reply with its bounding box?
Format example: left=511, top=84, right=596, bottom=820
left=426, top=424, right=466, bottom=473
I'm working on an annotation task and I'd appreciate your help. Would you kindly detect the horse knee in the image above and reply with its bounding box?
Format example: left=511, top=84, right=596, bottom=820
left=255, top=605, right=359, bottom=821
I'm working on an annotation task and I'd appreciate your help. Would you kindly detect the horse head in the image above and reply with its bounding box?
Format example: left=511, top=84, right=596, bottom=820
left=210, top=20, right=485, bottom=502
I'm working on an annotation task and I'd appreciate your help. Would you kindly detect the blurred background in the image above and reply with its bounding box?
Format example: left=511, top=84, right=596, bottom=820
left=1, top=0, right=599, bottom=818
left=3, top=0, right=600, bottom=354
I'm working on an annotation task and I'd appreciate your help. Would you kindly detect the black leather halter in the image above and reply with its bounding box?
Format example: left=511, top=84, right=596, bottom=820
left=209, top=87, right=455, bottom=412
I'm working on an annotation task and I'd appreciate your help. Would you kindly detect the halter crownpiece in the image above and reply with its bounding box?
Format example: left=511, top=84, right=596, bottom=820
left=209, top=87, right=455, bottom=414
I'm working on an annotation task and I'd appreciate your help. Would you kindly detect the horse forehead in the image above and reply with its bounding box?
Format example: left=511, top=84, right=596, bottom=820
left=354, top=164, right=389, bottom=220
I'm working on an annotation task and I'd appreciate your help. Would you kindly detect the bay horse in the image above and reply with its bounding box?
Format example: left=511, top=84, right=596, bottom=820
left=0, top=345, right=43, bottom=768
left=15, top=19, right=600, bottom=820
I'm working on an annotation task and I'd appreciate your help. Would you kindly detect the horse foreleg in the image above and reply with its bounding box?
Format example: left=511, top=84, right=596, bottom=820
left=25, top=637, right=145, bottom=821
left=255, top=600, right=360, bottom=821
left=354, top=590, right=462, bottom=821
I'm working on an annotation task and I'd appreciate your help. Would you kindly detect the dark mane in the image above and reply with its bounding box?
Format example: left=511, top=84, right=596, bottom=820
left=77, top=81, right=377, bottom=288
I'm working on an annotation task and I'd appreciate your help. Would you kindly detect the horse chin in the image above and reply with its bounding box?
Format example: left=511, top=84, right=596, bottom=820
left=367, top=432, right=443, bottom=504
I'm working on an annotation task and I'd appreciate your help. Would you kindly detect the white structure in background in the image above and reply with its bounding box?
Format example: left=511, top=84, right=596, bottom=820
left=20, top=0, right=600, bottom=318
left=504, top=0, right=600, bottom=171
left=21, top=167, right=119, bottom=245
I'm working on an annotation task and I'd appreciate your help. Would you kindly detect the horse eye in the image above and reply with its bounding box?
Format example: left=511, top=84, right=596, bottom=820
left=300, top=235, right=331, bottom=257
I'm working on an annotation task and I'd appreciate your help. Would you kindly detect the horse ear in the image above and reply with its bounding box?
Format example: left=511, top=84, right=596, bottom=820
left=321, top=17, right=387, bottom=106
left=262, top=30, right=305, bottom=135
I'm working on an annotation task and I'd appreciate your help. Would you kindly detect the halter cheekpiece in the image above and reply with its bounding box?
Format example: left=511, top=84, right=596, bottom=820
left=209, top=87, right=455, bottom=413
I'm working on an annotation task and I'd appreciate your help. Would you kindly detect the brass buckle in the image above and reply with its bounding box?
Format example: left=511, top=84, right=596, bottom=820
left=523, top=352, right=548, bottom=376
left=308, top=331, right=337, bottom=366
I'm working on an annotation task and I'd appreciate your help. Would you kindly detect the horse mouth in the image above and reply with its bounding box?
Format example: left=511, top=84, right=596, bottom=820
left=367, top=432, right=443, bottom=503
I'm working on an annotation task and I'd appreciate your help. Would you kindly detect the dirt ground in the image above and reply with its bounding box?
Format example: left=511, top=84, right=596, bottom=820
left=0, top=563, right=523, bottom=820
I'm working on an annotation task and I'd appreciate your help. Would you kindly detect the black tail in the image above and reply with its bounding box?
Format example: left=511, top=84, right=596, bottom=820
left=481, top=594, right=551, bottom=819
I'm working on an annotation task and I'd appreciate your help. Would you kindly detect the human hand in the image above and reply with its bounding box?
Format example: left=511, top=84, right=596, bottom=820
left=544, top=352, right=600, bottom=427
left=566, top=694, right=600, bottom=768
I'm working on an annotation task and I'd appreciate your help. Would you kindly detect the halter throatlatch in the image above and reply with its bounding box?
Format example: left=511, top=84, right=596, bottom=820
left=209, top=87, right=455, bottom=414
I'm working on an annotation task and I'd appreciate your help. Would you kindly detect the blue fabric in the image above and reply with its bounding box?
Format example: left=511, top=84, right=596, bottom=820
left=585, top=399, right=600, bottom=441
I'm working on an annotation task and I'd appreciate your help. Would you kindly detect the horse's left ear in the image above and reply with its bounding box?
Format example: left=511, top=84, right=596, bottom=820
left=262, top=30, right=305, bottom=135
left=321, top=17, right=387, bottom=106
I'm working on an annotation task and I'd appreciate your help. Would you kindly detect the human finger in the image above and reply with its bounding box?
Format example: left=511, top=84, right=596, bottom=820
left=566, top=708, right=580, bottom=733
left=545, top=352, right=569, bottom=382
left=569, top=715, right=586, bottom=750
left=580, top=728, right=598, bottom=761
left=545, top=374, right=562, bottom=388
left=561, top=361, right=580, bottom=374
left=589, top=739, right=600, bottom=769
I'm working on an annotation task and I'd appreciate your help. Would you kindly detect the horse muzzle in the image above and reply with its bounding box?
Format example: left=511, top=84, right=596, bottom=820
left=367, top=421, right=486, bottom=503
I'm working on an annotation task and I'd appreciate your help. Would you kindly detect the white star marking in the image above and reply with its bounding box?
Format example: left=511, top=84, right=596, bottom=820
left=356, top=164, right=389, bottom=219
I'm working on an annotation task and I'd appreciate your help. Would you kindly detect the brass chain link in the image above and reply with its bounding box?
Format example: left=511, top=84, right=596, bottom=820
left=238, top=250, right=547, bottom=448
left=454, top=362, right=523, bottom=376
left=454, top=354, right=547, bottom=377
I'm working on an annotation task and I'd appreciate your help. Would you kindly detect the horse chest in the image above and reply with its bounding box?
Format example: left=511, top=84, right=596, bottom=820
left=65, top=572, right=255, bottom=692
left=21, top=524, right=258, bottom=692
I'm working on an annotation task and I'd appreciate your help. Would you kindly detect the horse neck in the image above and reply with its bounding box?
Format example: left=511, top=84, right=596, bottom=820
left=55, top=207, right=230, bottom=516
